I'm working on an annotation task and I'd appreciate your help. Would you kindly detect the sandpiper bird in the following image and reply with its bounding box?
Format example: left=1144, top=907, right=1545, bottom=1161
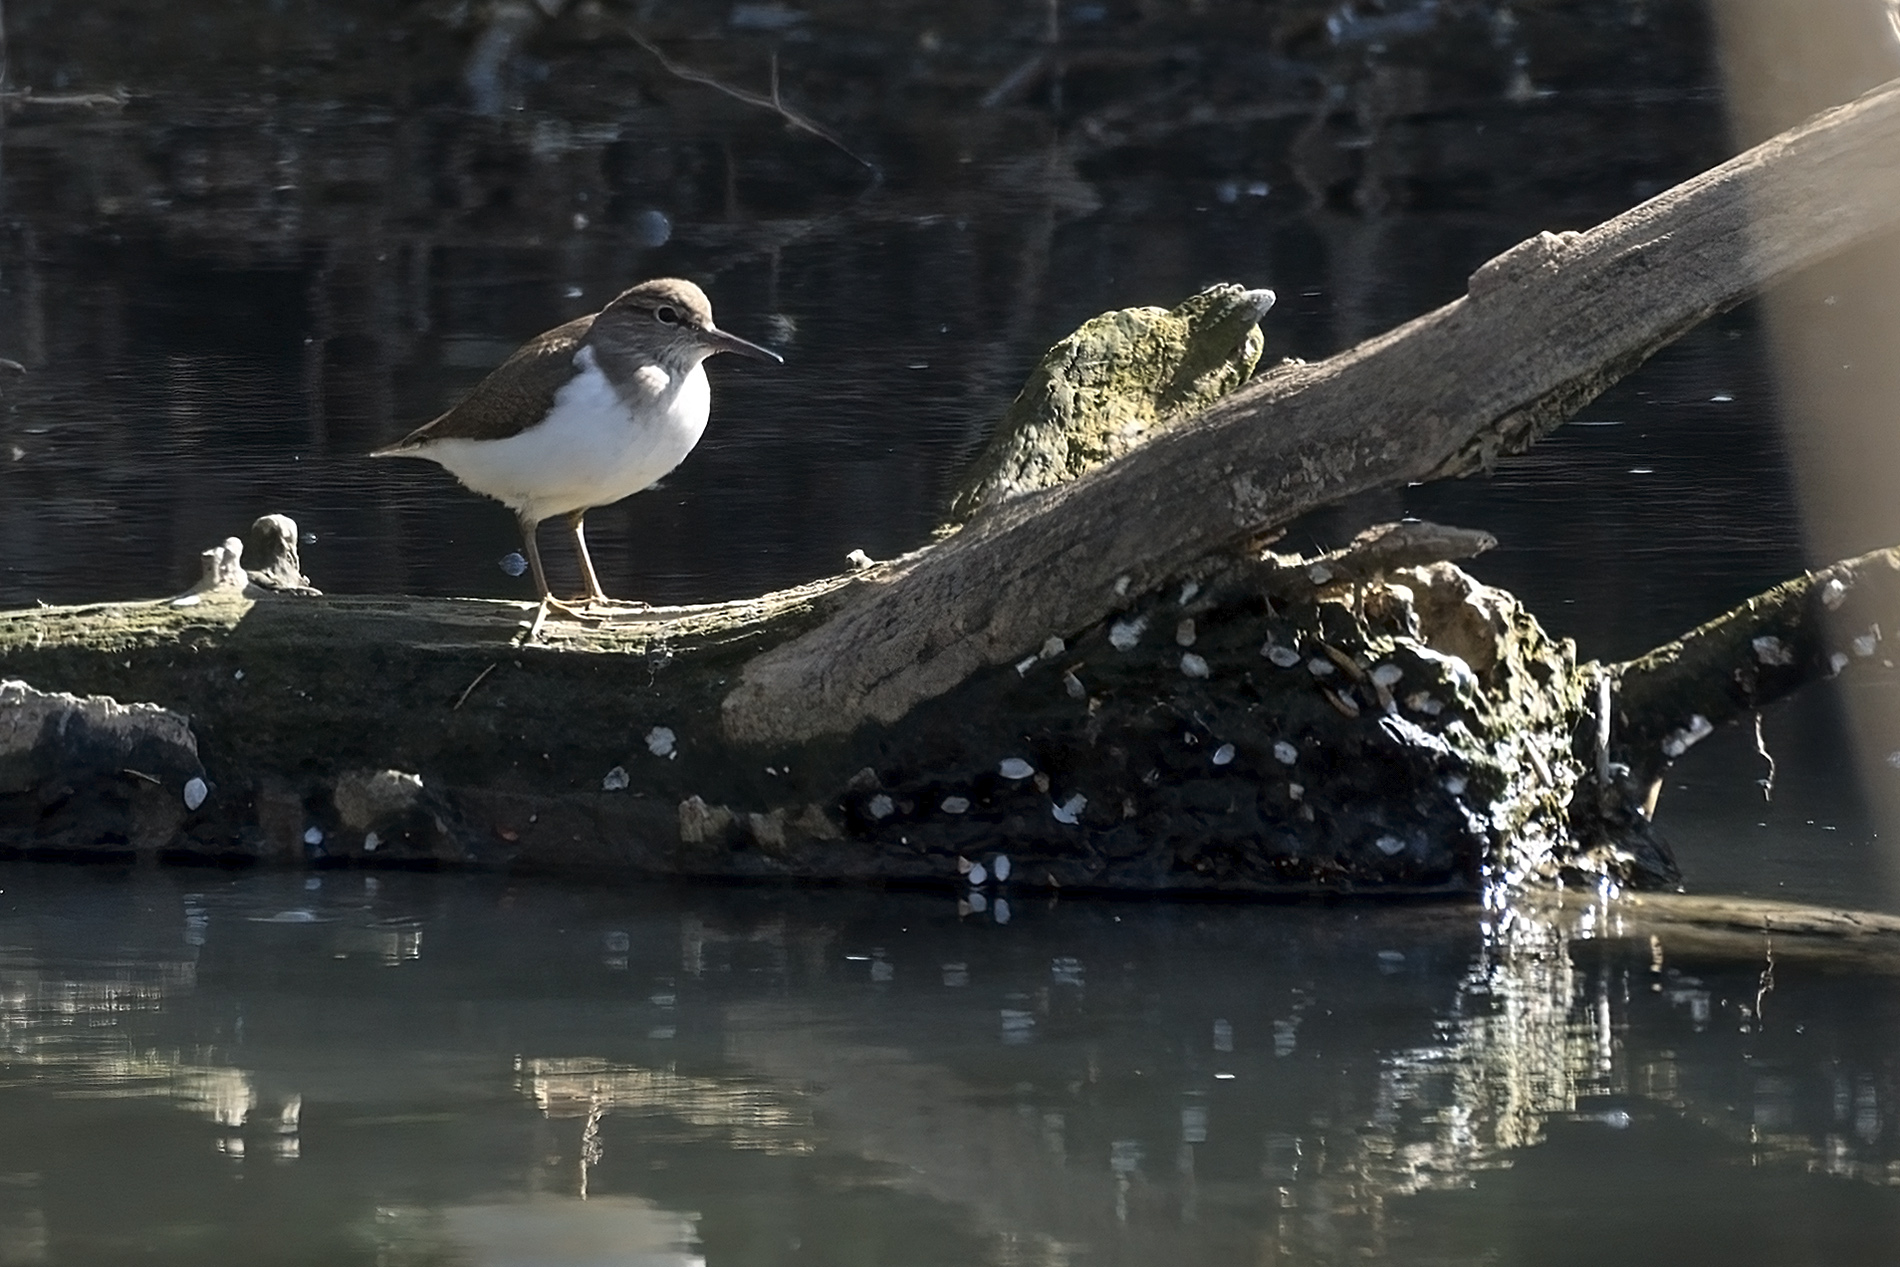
left=371, top=278, right=781, bottom=608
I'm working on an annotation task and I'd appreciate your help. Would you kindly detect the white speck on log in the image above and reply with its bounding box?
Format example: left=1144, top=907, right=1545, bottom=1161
left=1264, top=642, right=1301, bottom=667
left=1180, top=653, right=1210, bottom=678
left=1406, top=691, right=1443, bottom=716
left=363, top=831, right=380, bottom=853
left=1661, top=714, right=1714, bottom=758
left=1371, top=664, right=1404, bottom=687
left=645, top=727, right=676, bottom=757
left=1887, top=751, right=1900, bottom=770
left=1307, top=562, right=1334, bottom=584
left=941, top=796, right=970, bottom=814
left=1830, top=652, right=1851, bottom=676
left=303, top=826, right=324, bottom=846
left=1113, top=575, right=1131, bottom=596
left=999, top=757, right=1034, bottom=779
left=845, top=548, right=875, bottom=571
left=1307, top=658, right=1335, bottom=677
left=1374, top=834, right=1407, bottom=856
left=1273, top=741, right=1298, bottom=766
left=602, top=766, right=631, bottom=791
left=868, top=794, right=895, bottom=819
left=183, top=777, right=208, bottom=810
left=1287, top=782, right=1303, bottom=801
left=1212, top=743, right=1236, bottom=766
left=1822, top=577, right=1849, bottom=609
left=1015, top=655, right=1038, bottom=676
left=1039, top=635, right=1066, bottom=660
left=1052, top=793, right=1087, bottom=824
left=1752, top=635, right=1794, bottom=666
left=1444, top=774, right=1468, bottom=795
left=1854, top=625, right=1881, bottom=657
left=993, top=855, right=1011, bottom=881
left=968, top=862, right=988, bottom=885
left=1175, top=618, right=1197, bottom=647
left=1109, top=615, right=1147, bottom=650
left=1062, top=670, right=1086, bottom=700
left=1178, top=580, right=1200, bottom=605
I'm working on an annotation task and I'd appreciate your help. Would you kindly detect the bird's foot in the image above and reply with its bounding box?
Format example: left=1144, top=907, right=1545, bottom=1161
left=513, top=596, right=655, bottom=643
left=528, top=595, right=657, bottom=626
left=571, top=595, right=655, bottom=619
left=542, top=595, right=603, bottom=619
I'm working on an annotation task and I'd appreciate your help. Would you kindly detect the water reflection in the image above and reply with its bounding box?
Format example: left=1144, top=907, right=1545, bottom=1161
left=1, top=866, right=1896, bottom=1264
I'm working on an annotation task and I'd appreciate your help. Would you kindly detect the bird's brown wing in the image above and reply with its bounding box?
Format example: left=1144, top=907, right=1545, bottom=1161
left=370, top=314, right=597, bottom=452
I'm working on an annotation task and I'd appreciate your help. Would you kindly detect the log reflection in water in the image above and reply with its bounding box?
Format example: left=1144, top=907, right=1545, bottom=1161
left=2, top=871, right=1898, bottom=1259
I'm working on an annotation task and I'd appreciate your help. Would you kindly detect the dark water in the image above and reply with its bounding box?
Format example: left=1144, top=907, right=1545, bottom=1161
left=2, top=864, right=1899, bottom=1266
left=4, top=0, right=1900, bottom=1258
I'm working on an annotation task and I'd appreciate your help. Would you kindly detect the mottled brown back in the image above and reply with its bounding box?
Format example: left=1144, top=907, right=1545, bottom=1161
left=372, top=313, right=597, bottom=450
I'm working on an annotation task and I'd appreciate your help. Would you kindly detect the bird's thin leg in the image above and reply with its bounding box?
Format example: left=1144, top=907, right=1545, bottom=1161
left=517, top=514, right=590, bottom=621
left=566, top=510, right=610, bottom=604
left=517, top=514, right=552, bottom=600
left=565, top=511, right=649, bottom=611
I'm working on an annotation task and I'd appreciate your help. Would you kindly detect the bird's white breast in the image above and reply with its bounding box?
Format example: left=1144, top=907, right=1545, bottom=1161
left=423, top=345, right=711, bottom=524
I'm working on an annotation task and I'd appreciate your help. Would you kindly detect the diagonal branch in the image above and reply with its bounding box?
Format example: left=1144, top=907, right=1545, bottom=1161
left=721, top=75, right=1900, bottom=747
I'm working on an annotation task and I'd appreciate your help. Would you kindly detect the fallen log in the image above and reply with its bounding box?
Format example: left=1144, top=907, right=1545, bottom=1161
left=5, top=77, right=1900, bottom=893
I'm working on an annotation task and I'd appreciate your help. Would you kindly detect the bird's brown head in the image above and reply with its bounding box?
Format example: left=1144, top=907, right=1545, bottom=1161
left=596, top=278, right=782, bottom=369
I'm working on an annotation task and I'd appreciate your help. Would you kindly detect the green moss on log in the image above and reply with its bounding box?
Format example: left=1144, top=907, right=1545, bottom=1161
left=947, top=284, right=1273, bottom=522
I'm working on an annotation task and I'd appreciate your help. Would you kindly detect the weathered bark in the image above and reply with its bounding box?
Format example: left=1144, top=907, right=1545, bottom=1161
left=1611, top=544, right=1900, bottom=792
left=723, top=75, right=1900, bottom=746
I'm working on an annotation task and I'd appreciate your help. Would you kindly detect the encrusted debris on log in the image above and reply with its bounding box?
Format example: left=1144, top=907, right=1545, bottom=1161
left=0, top=679, right=205, bottom=855
left=0, top=517, right=1594, bottom=891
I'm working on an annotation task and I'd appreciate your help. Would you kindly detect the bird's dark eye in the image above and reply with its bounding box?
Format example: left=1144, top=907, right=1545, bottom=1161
left=654, top=305, right=680, bottom=326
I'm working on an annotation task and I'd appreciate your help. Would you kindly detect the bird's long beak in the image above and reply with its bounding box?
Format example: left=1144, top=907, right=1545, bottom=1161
left=699, top=326, right=784, bottom=364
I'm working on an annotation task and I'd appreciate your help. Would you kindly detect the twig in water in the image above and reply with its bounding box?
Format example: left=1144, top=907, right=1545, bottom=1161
left=1754, top=921, right=1776, bottom=1022
left=1753, top=711, right=1776, bottom=802
left=622, top=24, right=879, bottom=175
left=982, top=51, right=1048, bottom=109
left=453, top=662, right=498, bottom=711
left=0, top=86, right=130, bottom=110
left=1594, top=668, right=1612, bottom=807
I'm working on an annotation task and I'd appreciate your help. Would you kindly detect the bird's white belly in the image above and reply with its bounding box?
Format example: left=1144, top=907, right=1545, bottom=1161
left=427, top=357, right=710, bottom=523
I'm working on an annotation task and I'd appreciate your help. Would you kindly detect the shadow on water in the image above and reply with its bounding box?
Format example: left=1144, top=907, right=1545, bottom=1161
left=1, top=864, right=1898, bottom=1265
